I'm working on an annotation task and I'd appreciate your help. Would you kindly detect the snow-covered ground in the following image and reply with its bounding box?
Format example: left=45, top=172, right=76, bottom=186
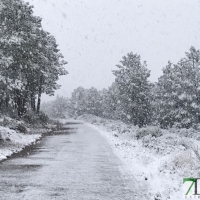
left=78, top=114, right=200, bottom=200
left=0, top=126, right=41, bottom=161
left=0, top=117, right=51, bottom=162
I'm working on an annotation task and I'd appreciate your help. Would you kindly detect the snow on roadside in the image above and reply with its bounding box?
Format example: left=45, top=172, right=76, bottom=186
left=78, top=114, right=200, bottom=200
left=0, top=126, right=41, bottom=161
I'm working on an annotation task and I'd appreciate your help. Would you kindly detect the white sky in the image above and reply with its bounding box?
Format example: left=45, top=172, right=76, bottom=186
left=27, top=0, right=200, bottom=101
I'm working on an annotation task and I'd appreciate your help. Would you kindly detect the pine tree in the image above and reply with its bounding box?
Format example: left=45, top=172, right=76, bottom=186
left=100, top=83, right=120, bottom=119
left=69, top=87, right=87, bottom=117
left=155, top=47, right=200, bottom=128
left=112, top=52, right=151, bottom=127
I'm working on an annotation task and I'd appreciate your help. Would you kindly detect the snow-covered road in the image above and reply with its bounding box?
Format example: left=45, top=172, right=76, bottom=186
left=0, top=122, right=145, bottom=200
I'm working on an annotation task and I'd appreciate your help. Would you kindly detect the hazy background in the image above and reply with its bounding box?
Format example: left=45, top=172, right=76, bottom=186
left=27, top=0, right=200, bottom=101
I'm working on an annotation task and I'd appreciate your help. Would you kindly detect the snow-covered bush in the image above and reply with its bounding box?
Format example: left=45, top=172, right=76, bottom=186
left=136, top=126, right=162, bottom=139
left=22, top=111, right=49, bottom=126
left=169, top=128, right=200, bottom=140
left=22, top=111, right=38, bottom=124
left=91, top=119, right=97, bottom=124
left=99, top=118, right=106, bottom=123
left=3, top=117, right=27, bottom=133
left=38, top=111, right=49, bottom=125
left=16, top=123, right=27, bottom=133
left=0, top=127, right=15, bottom=142
left=119, top=125, right=130, bottom=133
left=160, top=150, right=198, bottom=174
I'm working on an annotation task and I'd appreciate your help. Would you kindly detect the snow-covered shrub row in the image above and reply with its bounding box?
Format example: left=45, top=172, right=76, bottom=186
left=169, top=127, right=200, bottom=140
left=22, top=111, right=49, bottom=126
left=136, top=126, right=162, bottom=139
left=2, top=117, right=27, bottom=133
left=78, top=114, right=136, bottom=134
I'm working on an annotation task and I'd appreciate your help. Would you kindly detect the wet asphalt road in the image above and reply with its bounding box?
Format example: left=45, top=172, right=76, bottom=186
left=0, top=122, right=144, bottom=200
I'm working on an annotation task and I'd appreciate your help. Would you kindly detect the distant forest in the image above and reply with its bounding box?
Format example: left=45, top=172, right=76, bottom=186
left=42, top=47, right=200, bottom=129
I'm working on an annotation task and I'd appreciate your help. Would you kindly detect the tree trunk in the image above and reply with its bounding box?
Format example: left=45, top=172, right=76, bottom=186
left=5, top=96, right=9, bottom=109
left=14, top=89, right=27, bottom=118
left=17, top=95, right=23, bottom=117
left=37, top=91, right=41, bottom=114
left=37, top=76, right=43, bottom=113
left=31, top=92, right=36, bottom=111
left=5, top=78, right=9, bottom=115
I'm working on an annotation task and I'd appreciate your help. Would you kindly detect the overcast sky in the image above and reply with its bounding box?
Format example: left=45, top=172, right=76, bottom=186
left=27, top=0, right=200, bottom=101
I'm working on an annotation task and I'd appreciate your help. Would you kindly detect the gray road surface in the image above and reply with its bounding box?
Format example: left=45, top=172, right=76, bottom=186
left=0, top=122, right=145, bottom=200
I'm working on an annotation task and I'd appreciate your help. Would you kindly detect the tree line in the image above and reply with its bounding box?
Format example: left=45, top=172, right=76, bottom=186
left=0, top=0, right=67, bottom=118
left=43, top=47, right=200, bottom=129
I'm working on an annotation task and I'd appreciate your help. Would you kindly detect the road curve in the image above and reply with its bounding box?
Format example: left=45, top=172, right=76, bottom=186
left=0, top=121, right=145, bottom=200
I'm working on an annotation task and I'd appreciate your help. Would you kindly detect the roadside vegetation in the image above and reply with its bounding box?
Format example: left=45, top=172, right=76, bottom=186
left=0, top=0, right=67, bottom=119
left=0, top=0, right=67, bottom=160
left=42, top=47, right=200, bottom=199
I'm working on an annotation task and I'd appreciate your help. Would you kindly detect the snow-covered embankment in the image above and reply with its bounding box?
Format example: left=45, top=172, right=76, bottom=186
left=0, top=117, right=49, bottom=162
left=0, top=126, right=41, bottom=161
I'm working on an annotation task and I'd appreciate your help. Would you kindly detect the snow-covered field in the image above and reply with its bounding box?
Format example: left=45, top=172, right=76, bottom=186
left=78, top=114, right=200, bottom=200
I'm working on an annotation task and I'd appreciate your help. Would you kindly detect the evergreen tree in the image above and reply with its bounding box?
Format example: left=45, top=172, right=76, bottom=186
left=69, top=87, right=87, bottom=117
left=0, top=0, right=67, bottom=117
left=155, top=47, right=200, bottom=128
left=112, top=52, right=151, bottom=126
left=100, top=83, right=120, bottom=119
